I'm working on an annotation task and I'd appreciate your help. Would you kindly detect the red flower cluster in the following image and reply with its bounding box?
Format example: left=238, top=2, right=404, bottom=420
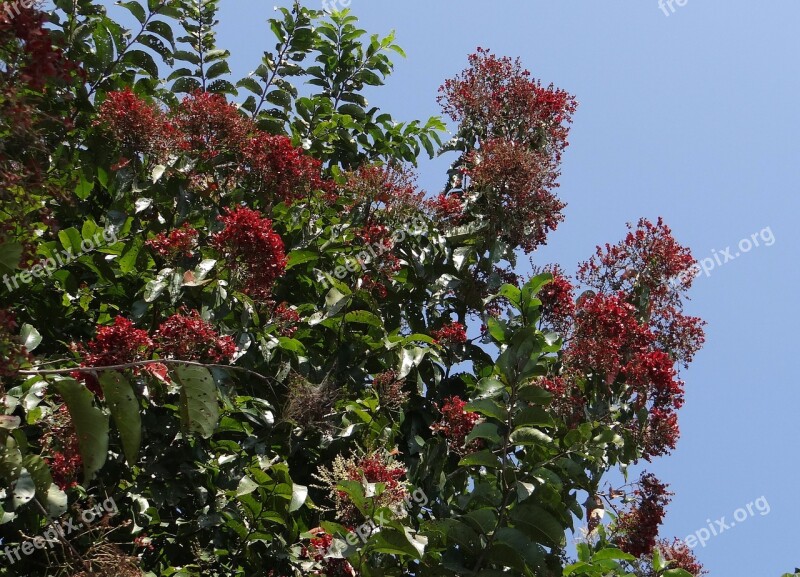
left=537, top=265, right=575, bottom=336
left=431, top=396, right=481, bottom=453
left=333, top=452, right=408, bottom=522
left=653, top=538, right=707, bottom=576
left=0, top=1, right=73, bottom=89
left=211, top=207, right=287, bottom=300
left=431, top=322, right=468, bottom=346
left=439, top=48, right=577, bottom=149
left=438, top=48, right=576, bottom=252
left=146, top=223, right=199, bottom=260
left=82, top=316, right=153, bottom=367
left=301, top=530, right=357, bottom=577
left=41, top=405, right=83, bottom=490
left=95, top=89, right=175, bottom=158
left=0, top=309, right=30, bottom=380
left=578, top=218, right=705, bottom=366
left=343, top=165, right=425, bottom=222
left=155, top=309, right=237, bottom=363
left=174, top=90, right=249, bottom=158
left=271, top=302, right=301, bottom=338
left=240, top=133, right=329, bottom=204
left=425, top=192, right=464, bottom=225
left=536, top=376, right=585, bottom=426
left=567, top=293, right=651, bottom=380
left=466, top=137, right=566, bottom=252
left=614, top=472, right=672, bottom=558
left=352, top=453, right=407, bottom=501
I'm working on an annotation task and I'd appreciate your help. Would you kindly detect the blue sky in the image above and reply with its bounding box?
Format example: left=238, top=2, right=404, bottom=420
left=211, top=2, right=800, bottom=575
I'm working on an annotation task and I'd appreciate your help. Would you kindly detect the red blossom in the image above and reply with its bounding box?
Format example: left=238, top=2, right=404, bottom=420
left=240, top=133, right=330, bottom=203
left=466, top=137, right=566, bottom=252
left=0, top=1, right=74, bottom=89
left=155, top=309, right=237, bottom=363
left=614, top=472, right=672, bottom=558
left=211, top=206, right=287, bottom=300
left=654, top=538, right=707, bottom=576
left=174, top=90, right=250, bottom=158
left=431, top=322, right=468, bottom=346
left=566, top=293, right=652, bottom=381
left=343, top=165, right=425, bottom=222
left=425, top=192, right=464, bottom=225
left=146, top=223, right=199, bottom=260
left=537, top=265, right=575, bottom=336
left=578, top=218, right=706, bottom=366
left=41, top=405, right=83, bottom=490
left=271, top=302, right=301, bottom=338
left=439, top=48, right=577, bottom=148
left=431, top=395, right=481, bottom=453
left=95, top=89, right=174, bottom=158
left=302, top=530, right=357, bottom=576
left=82, top=317, right=154, bottom=367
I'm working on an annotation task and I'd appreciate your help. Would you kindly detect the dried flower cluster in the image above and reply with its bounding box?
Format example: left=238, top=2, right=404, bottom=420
left=614, top=472, right=672, bottom=557
left=40, top=405, right=83, bottom=489
left=372, top=370, right=409, bottom=410
left=0, top=309, right=30, bottom=381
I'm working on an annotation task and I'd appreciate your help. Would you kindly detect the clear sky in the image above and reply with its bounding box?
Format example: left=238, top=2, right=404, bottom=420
left=113, top=0, right=800, bottom=574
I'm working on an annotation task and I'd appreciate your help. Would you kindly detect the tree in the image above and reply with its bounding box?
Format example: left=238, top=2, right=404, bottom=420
left=0, top=1, right=724, bottom=575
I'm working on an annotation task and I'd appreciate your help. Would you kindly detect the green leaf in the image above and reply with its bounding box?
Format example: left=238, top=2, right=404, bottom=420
left=458, top=450, right=500, bottom=468
left=53, top=378, right=110, bottom=482
left=118, top=1, right=146, bottom=24
left=366, top=527, right=424, bottom=559
left=19, top=324, right=42, bottom=352
left=515, top=406, right=554, bottom=428
left=465, top=399, right=507, bottom=421
left=289, top=483, right=308, bottom=512
left=286, top=250, right=318, bottom=269
left=0, top=242, right=23, bottom=273
left=464, top=423, right=501, bottom=445
left=593, top=547, right=636, bottom=562
left=509, top=427, right=553, bottom=446
left=174, top=365, right=219, bottom=438
left=511, top=503, right=565, bottom=547
left=99, top=372, right=141, bottom=465
left=344, top=310, right=383, bottom=327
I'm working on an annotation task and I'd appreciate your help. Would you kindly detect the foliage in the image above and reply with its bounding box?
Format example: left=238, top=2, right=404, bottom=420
left=0, top=1, right=734, bottom=576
